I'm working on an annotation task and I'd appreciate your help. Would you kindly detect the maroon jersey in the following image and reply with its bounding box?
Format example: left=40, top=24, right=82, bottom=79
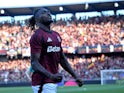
left=30, top=28, right=62, bottom=86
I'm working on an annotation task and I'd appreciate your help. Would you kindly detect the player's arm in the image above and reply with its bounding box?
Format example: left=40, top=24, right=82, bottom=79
left=31, top=53, right=62, bottom=82
left=59, top=52, right=83, bottom=87
left=31, top=53, right=53, bottom=77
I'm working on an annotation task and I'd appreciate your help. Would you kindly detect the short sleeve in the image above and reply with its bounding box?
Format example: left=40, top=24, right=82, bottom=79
left=30, top=32, right=42, bottom=53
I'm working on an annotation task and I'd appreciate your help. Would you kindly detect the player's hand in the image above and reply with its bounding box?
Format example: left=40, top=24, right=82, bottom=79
left=50, top=73, right=62, bottom=83
left=75, top=77, right=83, bottom=87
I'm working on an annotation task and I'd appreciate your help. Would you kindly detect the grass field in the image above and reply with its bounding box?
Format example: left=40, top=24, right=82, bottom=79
left=0, top=84, right=124, bottom=93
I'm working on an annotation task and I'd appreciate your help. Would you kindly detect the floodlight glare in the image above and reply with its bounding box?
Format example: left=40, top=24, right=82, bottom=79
left=59, top=6, right=63, bottom=11
left=0, top=9, right=5, bottom=14
left=114, top=2, right=119, bottom=7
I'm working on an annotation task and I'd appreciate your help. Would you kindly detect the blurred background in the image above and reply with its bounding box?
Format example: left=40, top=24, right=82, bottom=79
left=0, top=0, right=124, bottom=87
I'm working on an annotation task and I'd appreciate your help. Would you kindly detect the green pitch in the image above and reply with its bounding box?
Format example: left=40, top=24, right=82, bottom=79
left=0, top=84, right=124, bottom=93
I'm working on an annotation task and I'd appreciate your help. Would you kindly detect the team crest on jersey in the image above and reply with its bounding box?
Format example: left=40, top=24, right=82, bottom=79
left=57, top=36, right=61, bottom=42
left=47, top=37, right=52, bottom=42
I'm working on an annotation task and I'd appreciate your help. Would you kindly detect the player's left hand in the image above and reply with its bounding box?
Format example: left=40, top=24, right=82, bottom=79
left=75, top=78, right=83, bottom=87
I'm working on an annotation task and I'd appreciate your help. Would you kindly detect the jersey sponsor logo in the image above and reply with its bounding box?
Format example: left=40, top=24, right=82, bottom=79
left=47, top=37, right=52, bottom=42
left=47, top=46, right=61, bottom=52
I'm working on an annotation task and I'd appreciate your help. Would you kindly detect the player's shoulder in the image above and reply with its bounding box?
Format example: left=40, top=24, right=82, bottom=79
left=30, top=29, right=44, bottom=45
left=31, top=29, right=43, bottom=38
left=52, top=30, right=60, bottom=36
left=35, top=29, right=43, bottom=35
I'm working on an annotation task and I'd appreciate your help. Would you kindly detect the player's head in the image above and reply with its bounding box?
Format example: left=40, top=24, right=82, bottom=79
left=34, top=8, right=53, bottom=25
left=28, top=8, right=53, bottom=30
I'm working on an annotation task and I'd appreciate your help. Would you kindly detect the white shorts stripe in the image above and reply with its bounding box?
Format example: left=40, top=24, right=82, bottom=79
left=32, top=83, right=57, bottom=93
left=32, top=85, right=40, bottom=93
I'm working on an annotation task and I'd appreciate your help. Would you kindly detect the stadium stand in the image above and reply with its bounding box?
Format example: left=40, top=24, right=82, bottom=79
left=0, top=0, right=124, bottom=86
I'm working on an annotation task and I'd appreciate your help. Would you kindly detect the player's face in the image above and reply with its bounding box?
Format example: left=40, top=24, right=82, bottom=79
left=38, top=8, right=53, bottom=25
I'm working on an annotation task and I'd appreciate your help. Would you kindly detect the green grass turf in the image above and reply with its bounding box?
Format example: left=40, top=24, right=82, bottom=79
left=0, top=84, right=124, bottom=93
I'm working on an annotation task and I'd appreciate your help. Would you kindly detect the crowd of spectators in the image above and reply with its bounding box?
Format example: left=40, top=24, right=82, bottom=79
left=0, top=15, right=124, bottom=83
left=0, top=59, right=30, bottom=83
left=52, top=15, right=124, bottom=47
left=0, top=21, right=32, bottom=58
left=0, top=15, right=124, bottom=56
left=0, top=55, right=124, bottom=83
left=63, top=55, right=124, bottom=80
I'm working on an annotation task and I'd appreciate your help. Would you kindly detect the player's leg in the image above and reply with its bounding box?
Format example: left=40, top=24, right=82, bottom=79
left=42, top=83, right=58, bottom=93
